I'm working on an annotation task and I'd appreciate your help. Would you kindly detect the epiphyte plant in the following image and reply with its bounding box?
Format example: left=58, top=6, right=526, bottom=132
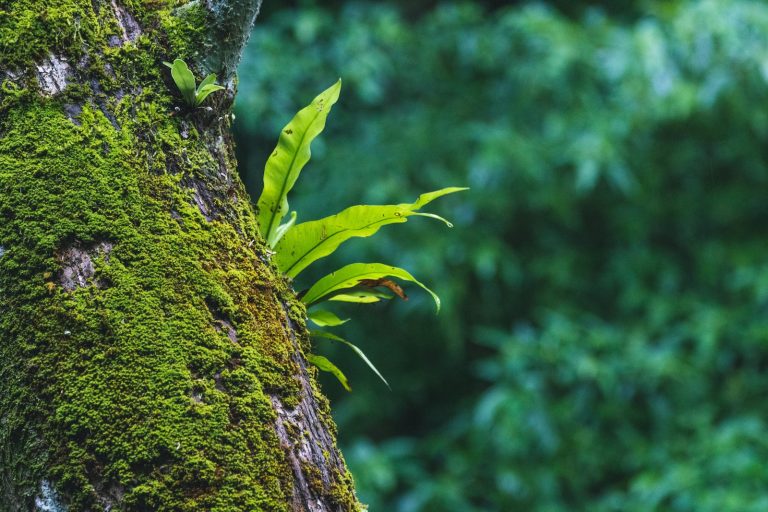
left=256, top=79, right=467, bottom=391
left=163, top=58, right=225, bottom=107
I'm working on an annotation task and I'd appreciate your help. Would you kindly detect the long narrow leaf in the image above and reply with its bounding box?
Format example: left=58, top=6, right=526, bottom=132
left=311, top=330, right=390, bottom=389
left=328, top=289, right=393, bottom=303
left=257, top=80, right=342, bottom=243
left=301, top=262, right=440, bottom=312
left=275, top=187, right=467, bottom=277
left=308, top=310, right=349, bottom=327
left=307, top=354, right=351, bottom=391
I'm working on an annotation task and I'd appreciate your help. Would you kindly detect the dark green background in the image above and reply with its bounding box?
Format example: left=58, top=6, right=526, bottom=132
left=235, top=1, right=768, bottom=510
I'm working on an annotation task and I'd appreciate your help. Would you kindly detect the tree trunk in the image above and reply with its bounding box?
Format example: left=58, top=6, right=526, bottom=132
left=0, top=1, right=360, bottom=510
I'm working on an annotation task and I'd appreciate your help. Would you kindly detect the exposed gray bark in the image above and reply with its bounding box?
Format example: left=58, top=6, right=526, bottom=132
left=177, top=0, right=263, bottom=80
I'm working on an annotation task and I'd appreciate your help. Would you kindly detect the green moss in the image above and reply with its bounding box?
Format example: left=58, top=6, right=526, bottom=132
left=0, top=93, right=291, bottom=510
left=0, top=1, right=94, bottom=69
left=0, top=1, right=359, bottom=509
left=159, top=2, right=209, bottom=64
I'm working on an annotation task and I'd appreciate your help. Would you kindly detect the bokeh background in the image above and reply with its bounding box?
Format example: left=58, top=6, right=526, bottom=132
left=234, top=1, right=768, bottom=510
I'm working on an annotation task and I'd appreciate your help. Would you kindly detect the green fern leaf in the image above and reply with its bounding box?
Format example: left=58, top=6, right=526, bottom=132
left=308, top=310, right=350, bottom=327
left=169, top=59, right=197, bottom=106
left=275, top=187, right=467, bottom=277
left=301, top=262, right=440, bottom=312
left=195, top=83, right=225, bottom=106
left=257, top=80, right=342, bottom=245
left=327, top=289, right=393, bottom=303
left=311, top=330, right=390, bottom=389
left=307, top=354, right=351, bottom=391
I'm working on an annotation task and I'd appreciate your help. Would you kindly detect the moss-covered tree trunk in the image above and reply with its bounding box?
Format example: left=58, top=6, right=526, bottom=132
left=0, top=1, right=360, bottom=510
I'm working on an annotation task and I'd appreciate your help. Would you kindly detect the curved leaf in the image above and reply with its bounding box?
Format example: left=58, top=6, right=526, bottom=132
left=311, top=330, right=390, bottom=389
left=170, top=59, right=196, bottom=105
left=328, top=289, right=393, bottom=303
left=257, top=80, right=342, bottom=243
left=308, top=310, right=349, bottom=327
left=268, top=211, right=297, bottom=248
left=275, top=187, right=467, bottom=277
left=198, top=73, right=217, bottom=90
left=195, top=83, right=225, bottom=106
left=301, top=262, right=440, bottom=312
left=307, top=354, right=350, bottom=391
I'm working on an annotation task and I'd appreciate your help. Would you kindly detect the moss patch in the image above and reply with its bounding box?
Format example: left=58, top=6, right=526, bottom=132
left=0, top=90, right=291, bottom=511
left=0, top=1, right=359, bottom=510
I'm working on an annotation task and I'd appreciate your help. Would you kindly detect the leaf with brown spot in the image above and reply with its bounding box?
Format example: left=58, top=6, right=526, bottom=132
left=257, top=80, right=342, bottom=247
left=358, top=278, right=408, bottom=301
left=301, top=263, right=440, bottom=312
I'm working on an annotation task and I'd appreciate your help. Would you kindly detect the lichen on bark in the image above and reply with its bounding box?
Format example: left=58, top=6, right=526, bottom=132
left=0, top=1, right=360, bottom=510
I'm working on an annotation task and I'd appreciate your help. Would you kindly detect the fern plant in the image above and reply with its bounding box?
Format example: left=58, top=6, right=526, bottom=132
left=163, top=58, right=225, bottom=107
left=256, top=80, right=466, bottom=391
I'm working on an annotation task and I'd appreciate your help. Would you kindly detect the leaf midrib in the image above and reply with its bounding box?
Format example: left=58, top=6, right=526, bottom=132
left=263, top=111, right=320, bottom=240
left=282, top=215, right=408, bottom=277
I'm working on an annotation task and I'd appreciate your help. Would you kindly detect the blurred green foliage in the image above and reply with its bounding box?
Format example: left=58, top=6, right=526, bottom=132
left=235, top=0, right=768, bottom=509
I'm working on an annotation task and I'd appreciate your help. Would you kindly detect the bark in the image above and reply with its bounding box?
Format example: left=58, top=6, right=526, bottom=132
left=0, top=1, right=360, bottom=510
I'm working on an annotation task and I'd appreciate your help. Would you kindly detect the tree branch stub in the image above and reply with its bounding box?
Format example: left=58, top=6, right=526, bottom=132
left=189, top=0, right=264, bottom=80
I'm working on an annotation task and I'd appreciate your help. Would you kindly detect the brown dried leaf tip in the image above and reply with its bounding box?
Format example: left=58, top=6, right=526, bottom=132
left=358, top=278, right=408, bottom=301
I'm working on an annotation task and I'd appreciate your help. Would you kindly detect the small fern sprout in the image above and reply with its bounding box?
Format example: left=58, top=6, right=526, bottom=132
left=163, top=58, right=225, bottom=108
